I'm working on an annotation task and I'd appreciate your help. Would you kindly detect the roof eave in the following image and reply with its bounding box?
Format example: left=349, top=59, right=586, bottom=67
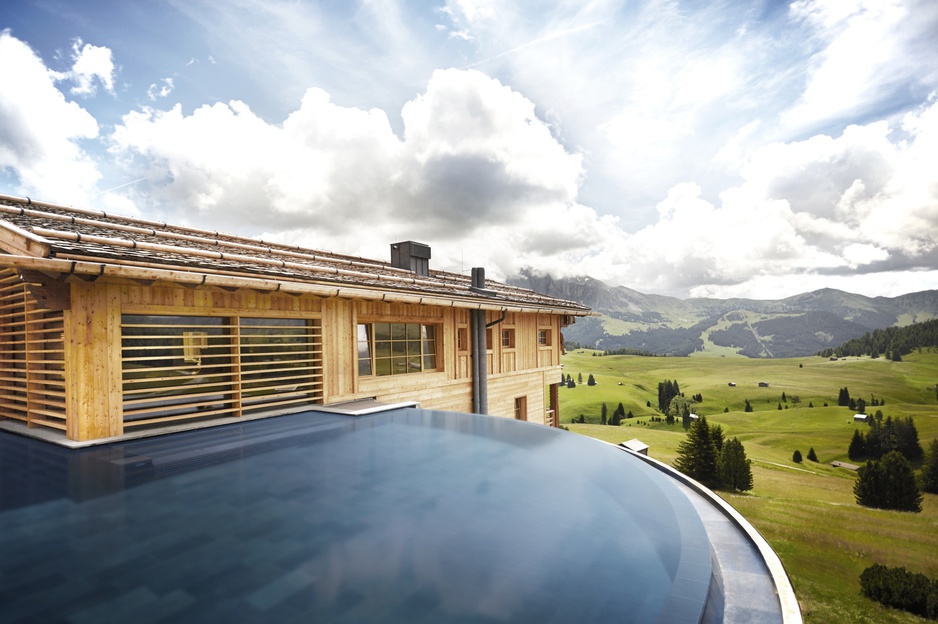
left=0, top=221, right=51, bottom=258
left=0, top=254, right=592, bottom=316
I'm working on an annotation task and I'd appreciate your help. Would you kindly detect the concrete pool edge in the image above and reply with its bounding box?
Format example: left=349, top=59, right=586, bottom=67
left=617, top=445, right=804, bottom=624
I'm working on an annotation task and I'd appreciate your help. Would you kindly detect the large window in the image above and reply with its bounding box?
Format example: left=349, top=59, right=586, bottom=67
left=121, top=315, right=233, bottom=424
left=239, top=318, right=322, bottom=412
left=357, top=322, right=439, bottom=376
left=121, top=314, right=322, bottom=426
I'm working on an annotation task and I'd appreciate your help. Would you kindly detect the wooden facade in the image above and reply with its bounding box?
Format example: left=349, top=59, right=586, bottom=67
left=0, top=194, right=589, bottom=443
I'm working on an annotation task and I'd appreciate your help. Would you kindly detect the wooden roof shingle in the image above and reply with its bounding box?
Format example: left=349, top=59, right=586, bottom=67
left=0, top=194, right=591, bottom=315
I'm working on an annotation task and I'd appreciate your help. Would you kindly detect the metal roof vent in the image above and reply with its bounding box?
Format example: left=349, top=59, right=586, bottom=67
left=390, top=241, right=431, bottom=277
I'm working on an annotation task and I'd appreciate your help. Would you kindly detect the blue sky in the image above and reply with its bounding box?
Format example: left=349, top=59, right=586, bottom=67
left=2, top=0, right=938, bottom=298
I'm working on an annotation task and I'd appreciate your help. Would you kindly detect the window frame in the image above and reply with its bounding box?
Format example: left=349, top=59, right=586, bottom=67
left=357, top=321, right=441, bottom=377
left=514, top=396, right=528, bottom=421
left=456, top=327, right=469, bottom=353
left=501, top=328, right=516, bottom=349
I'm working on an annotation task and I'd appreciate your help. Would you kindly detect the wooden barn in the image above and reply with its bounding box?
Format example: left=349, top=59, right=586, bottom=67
left=0, top=194, right=590, bottom=444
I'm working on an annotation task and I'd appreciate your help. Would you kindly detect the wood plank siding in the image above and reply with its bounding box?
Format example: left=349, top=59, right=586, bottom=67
left=0, top=194, right=590, bottom=442
left=0, top=268, right=67, bottom=432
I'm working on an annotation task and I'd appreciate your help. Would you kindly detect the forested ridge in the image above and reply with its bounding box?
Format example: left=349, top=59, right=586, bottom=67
left=819, top=318, right=938, bottom=359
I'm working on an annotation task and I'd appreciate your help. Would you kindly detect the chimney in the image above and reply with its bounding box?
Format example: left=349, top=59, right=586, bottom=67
left=390, top=241, right=431, bottom=277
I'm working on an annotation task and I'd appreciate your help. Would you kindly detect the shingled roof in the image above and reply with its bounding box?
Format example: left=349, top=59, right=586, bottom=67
left=0, top=194, right=591, bottom=315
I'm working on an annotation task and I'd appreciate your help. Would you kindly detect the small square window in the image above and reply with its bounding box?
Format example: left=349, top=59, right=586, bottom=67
left=538, top=329, right=551, bottom=346
left=358, top=322, right=439, bottom=376
left=501, top=328, right=515, bottom=348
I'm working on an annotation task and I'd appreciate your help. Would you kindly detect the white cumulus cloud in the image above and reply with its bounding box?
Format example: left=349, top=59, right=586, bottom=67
left=58, top=38, right=117, bottom=96
left=0, top=31, right=102, bottom=203
left=108, top=68, right=588, bottom=273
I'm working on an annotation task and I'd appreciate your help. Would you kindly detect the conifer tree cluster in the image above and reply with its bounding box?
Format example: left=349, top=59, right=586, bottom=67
left=854, top=450, right=923, bottom=512
left=837, top=387, right=851, bottom=407
left=847, top=413, right=923, bottom=462
left=673, top=416, right=753, bottom=491
left=657, top=379, right=681, bottom=412
left=595, top=402, right=631, bottom=426
left=818, top=317, right=938, bottom=359
left=836, top=387, right=884, bottom=412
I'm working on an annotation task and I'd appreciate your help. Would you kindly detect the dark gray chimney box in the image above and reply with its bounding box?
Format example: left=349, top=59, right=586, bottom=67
left=391, top=241, right=431, bottom=276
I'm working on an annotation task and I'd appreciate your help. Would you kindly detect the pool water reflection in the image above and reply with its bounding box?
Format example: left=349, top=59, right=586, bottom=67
left=0, top=409, right=711, bottom=623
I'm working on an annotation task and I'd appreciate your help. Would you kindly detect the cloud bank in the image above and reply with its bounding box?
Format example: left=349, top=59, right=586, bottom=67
left=1, top=13, right=937, bottom=299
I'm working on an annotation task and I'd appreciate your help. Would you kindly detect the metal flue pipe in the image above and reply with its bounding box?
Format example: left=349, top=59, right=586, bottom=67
left=470, top=267, right=488, bottom=415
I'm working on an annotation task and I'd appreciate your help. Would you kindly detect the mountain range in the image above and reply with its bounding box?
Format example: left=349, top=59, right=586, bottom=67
left=507, top=271, right=938, bottom=358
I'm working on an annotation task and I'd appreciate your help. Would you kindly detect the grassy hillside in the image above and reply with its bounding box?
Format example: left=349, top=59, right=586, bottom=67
left=560, top=349, right=938, bottom=624
left=536, top=277, right=938, bottom=357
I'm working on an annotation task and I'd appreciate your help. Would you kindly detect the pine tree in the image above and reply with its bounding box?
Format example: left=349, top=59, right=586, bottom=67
left=720, top=437, right=754, bottom=492
left=710, top=424, right=725, bottom=453
left=673, top=416, right=718, bottom=485
left=807, top=447, right=818, bottom=462
left=848, top=429, right=866, bottom=460
left=744, top=399, right=753, bottom=413
left=921, top=439, right=938, bottom=494
left=658, top=379, right=682, bottom=412
left=854, top=451, right=922, bottom=512
left=793, top=449, right=803, bottom=463
left=896, top=417, right=924, bottom=462
left=587, top=373, right=596, bottom=386
left=600, top=402, right=607, bottom=425
left=838, top=387, right=851, bottom=407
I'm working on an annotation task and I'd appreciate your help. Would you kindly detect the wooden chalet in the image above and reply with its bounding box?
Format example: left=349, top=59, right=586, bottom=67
left=0, top=194, right=590, bottom=444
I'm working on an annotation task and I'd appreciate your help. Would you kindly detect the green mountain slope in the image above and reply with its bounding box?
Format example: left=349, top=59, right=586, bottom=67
left=508, top=271, right=938, bottom=357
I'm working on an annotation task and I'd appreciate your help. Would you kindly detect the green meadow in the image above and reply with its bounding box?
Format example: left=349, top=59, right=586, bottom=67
left=560, top=350, right=938, bottom=624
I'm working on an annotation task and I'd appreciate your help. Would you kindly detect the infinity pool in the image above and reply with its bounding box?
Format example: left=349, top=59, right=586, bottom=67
left=0, top=409, right=712, bottom=623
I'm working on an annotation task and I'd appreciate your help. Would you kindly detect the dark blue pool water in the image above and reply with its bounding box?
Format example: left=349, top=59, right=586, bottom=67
left=0, top=409, right=711, bottom=623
